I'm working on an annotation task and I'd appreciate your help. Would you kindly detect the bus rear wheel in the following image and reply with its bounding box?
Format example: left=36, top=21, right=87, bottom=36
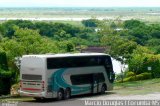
left=57, top=89, right=64, bottom=100
left=34, top=97, right=43, bottom=102
left=64, top=88, right=71, bottom=99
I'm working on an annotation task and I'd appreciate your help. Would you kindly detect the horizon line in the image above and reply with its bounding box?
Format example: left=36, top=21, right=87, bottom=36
left=0, top=6, right=160, bottom=8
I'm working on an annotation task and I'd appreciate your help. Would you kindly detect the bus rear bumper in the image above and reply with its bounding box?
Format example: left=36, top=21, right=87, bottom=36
left=19, top=90, right=46, bottom=97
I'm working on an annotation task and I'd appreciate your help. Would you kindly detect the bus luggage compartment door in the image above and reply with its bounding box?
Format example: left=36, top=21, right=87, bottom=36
left=91, top=74, right=99, bottom=94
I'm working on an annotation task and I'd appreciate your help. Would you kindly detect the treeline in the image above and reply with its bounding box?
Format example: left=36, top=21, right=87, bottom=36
left=99, top=19, right=160, bottom=82
left=0, top=19, right=160, bottom=94
left=0, top=20, right=100, bottom=95
left=0, top=20, right=99, bottom=45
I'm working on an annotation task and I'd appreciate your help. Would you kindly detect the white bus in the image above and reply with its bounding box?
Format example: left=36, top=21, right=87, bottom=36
left=19, top=53, right=115, bottom=100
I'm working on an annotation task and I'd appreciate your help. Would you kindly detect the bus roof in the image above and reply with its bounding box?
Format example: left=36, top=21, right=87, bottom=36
left=22, top=53, right=110, bottom=58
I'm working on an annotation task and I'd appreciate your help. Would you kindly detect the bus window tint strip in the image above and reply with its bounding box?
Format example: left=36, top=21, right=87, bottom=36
left=22, top=74, right=42, bottom=80
left=47, top=56, right=112, bottom=69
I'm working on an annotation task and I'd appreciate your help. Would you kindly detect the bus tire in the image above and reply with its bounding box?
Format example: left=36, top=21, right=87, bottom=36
left=57, top=89, right=64, bottom=100
left=64, top=88, right=71, bottom=99
left=101, top=84, right=106, bottom=94
left=34, top=97, right=43, bottom=102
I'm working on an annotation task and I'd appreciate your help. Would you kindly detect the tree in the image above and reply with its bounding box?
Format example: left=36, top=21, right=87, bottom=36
left=146, top=39, right=160, bottom=53
left=101, top=35, right=137, bottom=82
left=82, top=19, right=100, bottom=27
left=0, top=27, right=61, bottom=66
left=150, top=24, right=160, bottom=39
left=129, top=27, right=150, bottom=45
left=34, top=22, right=56, bottom=37
left=128, top=46, right=154, bottom=75
left=0, top=20, right=35, bottom=38
left=124, top=19, right=145, bottom=29
left=101, top=35, right=137, bottom=61
left=14, top=27, right=45, bottom=54
left=0, top=49, right=14, bottom=95
left=0, top=51, right=8, bottom=70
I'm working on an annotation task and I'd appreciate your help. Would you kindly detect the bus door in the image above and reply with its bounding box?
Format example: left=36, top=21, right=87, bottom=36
left=91, top=73, right=99, bottom=94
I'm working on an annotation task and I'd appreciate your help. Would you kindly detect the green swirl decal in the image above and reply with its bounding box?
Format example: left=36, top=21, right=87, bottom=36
left=50, top=68, right=91, bottom=95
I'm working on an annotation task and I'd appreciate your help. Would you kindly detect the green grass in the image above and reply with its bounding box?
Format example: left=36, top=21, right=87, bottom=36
left=114, top=78, right=160, bottom=95
left=0, top=96, right=34, bottom=102
left=52, top=20, right=84, bottom=27
left=32, top=20, right=84, bottom=27
left=1, top=8, right=160, bottom=23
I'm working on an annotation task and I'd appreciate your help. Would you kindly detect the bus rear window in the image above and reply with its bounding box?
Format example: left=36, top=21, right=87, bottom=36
left=22, top=74, right=42, bottom=80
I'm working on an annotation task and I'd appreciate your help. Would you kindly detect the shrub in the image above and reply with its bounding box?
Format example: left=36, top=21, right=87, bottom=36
left=82, top=19, right=99, bottom=27
left=136, top=72, right=152, bottom=80
left=0, top=51, right=8, bottom=70
left=126, top=71, right=135, bottom=77
left=129, top=52, right=160, bottom=77
left=123, top=76, right=136, bottom=82
left=10, top=83, right=20, bottom=97
left=0, top=69, right=14, bottom=95
left=122, top=72, right=152, bottom=82
left=123, top=77, right=132, bottom=82
left=115, top=73, right=123, bottom=81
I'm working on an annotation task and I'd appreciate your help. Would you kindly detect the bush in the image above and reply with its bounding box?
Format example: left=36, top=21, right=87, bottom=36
left=82, top=19, right=99, bottom=27
left=126, top=71, right=135, bottom=77
left=129, top=52, right=160, bottom=77
left=115, top=73, right=123, bottom=81
left=10, top=83, right=20, bottom=97
left=0, top=69, right=15, bottom=95
left=122, top=72, right=152, bottom=82
left=0, top=51, right=8, bottom=70
left=123, top=77, right=132, bottom=82
left=123, top=76, right=135, bottom=82
left=136, top=72, right=152, bottom=80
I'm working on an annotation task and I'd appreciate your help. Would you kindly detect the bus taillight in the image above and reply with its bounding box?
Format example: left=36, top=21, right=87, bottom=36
left=42, top=81, right=45, bottom=91
left=20, top=80, right=22, bottom=88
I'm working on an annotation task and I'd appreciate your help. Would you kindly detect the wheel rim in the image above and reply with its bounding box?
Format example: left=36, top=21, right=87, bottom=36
left=65, top=90, right=70, bottom=99
left=101, top=86, right=105, bottom=93
left=58, top=91, right=63, bottom=100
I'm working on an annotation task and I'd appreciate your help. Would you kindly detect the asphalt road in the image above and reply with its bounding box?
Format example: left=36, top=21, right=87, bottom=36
left=1, top=92, right=160, bottom=106
left=17, top=94, right=103, bottom=106
left=20, top=93, right=109, bottom=106
left=18, top=99, right=85, bottom=106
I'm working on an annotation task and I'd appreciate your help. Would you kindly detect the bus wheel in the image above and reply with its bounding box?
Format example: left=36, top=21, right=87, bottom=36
left=101, top=84, right=106, bottom=94
left=57, top=89, right=64, bottom=100
left=64, top=88, right=71, bottom=99
left=34, top=97, right=43, bottom=102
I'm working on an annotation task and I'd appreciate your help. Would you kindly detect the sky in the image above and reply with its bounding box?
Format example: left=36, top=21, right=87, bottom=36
left=0, top=0, right=160, bottom=7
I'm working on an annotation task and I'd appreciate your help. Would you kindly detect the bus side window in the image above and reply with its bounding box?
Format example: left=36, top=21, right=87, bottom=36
left=97, top=73, right=105, bottom=82
left=70, top=74, right=92, bottom=85
left=104, top=56, right=112, bottom=68
left=97, top=57, right=101, bottom=65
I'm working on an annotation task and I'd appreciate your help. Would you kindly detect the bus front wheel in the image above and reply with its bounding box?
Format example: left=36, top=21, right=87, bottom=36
left=101, top=84, right=106, bottom=94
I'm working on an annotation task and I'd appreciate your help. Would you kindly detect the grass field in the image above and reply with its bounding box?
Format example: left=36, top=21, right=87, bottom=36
left=114, top=78, right=160, bottom=95
left=0, top=96, right=34, bottom=102
left=0, top=7, right=160, bottom=23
